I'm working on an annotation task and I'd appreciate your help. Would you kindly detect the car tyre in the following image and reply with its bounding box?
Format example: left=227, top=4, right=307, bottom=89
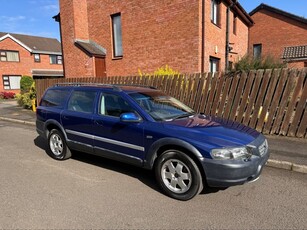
left=155, top=150, right=203, bottom=201
left=47, top=129, right=71, bottom=160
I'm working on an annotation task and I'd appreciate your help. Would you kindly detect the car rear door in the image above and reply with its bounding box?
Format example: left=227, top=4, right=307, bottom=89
left=61, top=89, right=97, bottom=154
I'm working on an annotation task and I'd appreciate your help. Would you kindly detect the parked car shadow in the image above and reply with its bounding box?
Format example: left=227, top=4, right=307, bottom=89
left=34, top=135, right=226, bottom=197
left=34, top=135, right=159, bottom=192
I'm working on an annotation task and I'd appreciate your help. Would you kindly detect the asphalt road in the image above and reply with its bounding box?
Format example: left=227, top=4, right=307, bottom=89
left=0, top=121, right=306, bottom=229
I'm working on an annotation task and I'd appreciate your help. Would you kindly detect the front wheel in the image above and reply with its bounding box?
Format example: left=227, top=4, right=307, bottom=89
left=47, top=129, right=71, bottom=160
left=155, top=150, right=203, bottom=201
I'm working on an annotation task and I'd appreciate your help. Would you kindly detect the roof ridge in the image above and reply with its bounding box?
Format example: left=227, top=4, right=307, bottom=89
left=0, top=31, right=59, bottom=40
left=250, top=3, right=307, bottom=25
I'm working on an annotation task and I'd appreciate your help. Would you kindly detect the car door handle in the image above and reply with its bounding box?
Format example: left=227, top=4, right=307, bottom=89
left=94, top=120, right=104, bottom=126
left=62, top=115, right=69, bottom=120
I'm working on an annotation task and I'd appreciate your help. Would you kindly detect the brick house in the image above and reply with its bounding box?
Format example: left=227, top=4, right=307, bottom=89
left=0, top=32, right=63, bottom=93
left=248, top=4, right=307, bottom=68
left=56, top=0, right=253, bottom=77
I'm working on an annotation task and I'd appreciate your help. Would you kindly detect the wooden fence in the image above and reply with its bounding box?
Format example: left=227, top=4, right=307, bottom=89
left=35, top=68, right=307, bottom=138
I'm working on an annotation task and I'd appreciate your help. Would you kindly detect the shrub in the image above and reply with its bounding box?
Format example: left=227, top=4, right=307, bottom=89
left=0, top=92, right=15, bottom=99
left=17, top=76, right=36, bottom=109
left=138, top=65, right=180, bottom=76
left=16, top=93, right=32, bottom=109
left=29, top=82, right=36, bottom=100
left=232, top=55, right=286, bottom=72
left=20, top=75, right=34, bottom=94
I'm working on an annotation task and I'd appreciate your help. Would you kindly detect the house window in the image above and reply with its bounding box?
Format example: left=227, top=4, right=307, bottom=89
left=211, top=0, right=220, bottom=26
left=253, top=44, right=262, bottom=59
left=209, top=57, right=220, bottom=73
left=34, top=54, right=40, bottom=62
left=2, top=75, right=21, bottom=90
left=49, top=55, right=62, bottom=64
left=233, top=15, right=237, bottom=35
left=111, top=13, right=123, bottom=57
left=0, top=50, right=19, bottom=62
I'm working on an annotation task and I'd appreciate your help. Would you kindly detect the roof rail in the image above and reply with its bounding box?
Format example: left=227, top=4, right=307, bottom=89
left=53, top=82, right=157, bottom=91
left=114, top=84, right=157, bottom=90
left=53, top=82, right=122, bottom=91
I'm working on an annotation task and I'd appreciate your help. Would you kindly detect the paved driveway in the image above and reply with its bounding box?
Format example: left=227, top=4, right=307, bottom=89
left=0, top=121, right=307, bottom=229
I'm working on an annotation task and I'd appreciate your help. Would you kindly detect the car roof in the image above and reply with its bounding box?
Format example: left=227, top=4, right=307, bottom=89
left=50, top=83, right=159, bottom=94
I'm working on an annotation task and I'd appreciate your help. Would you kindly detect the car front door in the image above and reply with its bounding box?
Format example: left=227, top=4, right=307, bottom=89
left=92, top=92, right=145, bottom=166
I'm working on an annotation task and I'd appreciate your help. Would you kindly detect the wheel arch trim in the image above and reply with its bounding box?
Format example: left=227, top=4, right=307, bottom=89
left=44, top=120, right=67, bottom=140
left=144, top=138, right=204, bottom=169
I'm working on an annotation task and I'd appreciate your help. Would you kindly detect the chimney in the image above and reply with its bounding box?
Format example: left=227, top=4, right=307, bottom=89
left=72, top=0, right=89, bottom=40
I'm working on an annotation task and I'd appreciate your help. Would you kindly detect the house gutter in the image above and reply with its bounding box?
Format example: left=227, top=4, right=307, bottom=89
left=225, top=4, right=230, bottom=72
left=201, top=0, right=205, bottom=73
left=53, top=13, right=66, bottom=78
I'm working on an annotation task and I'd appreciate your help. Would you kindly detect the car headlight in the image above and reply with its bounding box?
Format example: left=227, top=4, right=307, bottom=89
left=211, top=147, right=251, bottom=160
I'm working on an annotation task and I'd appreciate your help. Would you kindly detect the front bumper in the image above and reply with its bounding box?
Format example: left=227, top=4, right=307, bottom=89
left=201, top=135, right=269, bottom=187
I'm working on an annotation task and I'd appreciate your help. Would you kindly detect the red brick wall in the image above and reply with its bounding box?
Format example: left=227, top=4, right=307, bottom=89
left=204, top=1, right=249, bottom=72
left=249, top=9, right=307, bottom=63
left=60, top=0, right=250, bottom=77
left=61, top=0, right=201, bottom=77
left=0, top=37, right=63, bottom=93
left=59, top=0, right=94, bottom=77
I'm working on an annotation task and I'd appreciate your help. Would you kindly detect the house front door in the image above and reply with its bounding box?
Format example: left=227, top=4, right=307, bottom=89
left=95, top=57, right=106, bottom=77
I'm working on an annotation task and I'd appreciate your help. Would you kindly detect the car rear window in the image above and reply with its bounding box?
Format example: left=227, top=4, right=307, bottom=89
left=40, top=88, right=71, bottom=108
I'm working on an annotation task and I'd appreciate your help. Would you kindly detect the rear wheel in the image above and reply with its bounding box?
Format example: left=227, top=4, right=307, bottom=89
left=48, top=129, right=71, bottom=160
left=155, top=150, right=203, bottom=201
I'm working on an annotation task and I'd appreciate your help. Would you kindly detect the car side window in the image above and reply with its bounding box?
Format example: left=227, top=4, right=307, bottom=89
left=99, top=93, right=135, bottom=117
left=41, top=89, right=70, bottom=108
left=67, top=90, right=96, bottom=113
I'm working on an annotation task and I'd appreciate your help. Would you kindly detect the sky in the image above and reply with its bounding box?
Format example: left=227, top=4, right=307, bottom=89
left=0, top=0, right=60, bottom=40
left=239, top=0, right=307, bottom=18
left=0, top=0, right=306, bottom=42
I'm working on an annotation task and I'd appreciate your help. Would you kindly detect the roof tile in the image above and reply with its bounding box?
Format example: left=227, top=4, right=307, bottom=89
left=0, top=32, right=61, bottom=53
left=282, top=45, right=307, bottom=59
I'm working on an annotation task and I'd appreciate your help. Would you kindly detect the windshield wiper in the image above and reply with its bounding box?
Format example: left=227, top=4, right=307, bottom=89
left=171, top=112, right=196, bottom=120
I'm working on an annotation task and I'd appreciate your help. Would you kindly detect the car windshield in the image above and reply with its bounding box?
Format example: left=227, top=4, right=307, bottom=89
left=129, top=91, right=195, bottom=121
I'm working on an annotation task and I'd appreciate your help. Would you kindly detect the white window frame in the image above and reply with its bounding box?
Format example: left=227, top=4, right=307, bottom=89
left=0, top=50, right=20, bottom=62
left=209, top=57, right=220, bottom=73
left=2, top=75, right=21, bottom=90
left=111, top=13, right=123, bottom=58
left=49, top=55, right=62, bottom=64
left=211, top=0, right=220, bottom=26
left=34, top=53, right=41, bottom=62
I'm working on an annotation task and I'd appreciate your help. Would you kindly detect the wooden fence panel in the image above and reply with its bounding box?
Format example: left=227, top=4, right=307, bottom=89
left=199, top=72, right=212, bottom=113
left=288, top=74, right=307, bottom=136
left=250, top=70, right=270, bottom=129
left=271, top=69, right=296, bottom=134
left=210, top=72, right=224, bottom=116
left=265, top=69, right=289, bottom=134
left=235, top=71, right=255, bottom=123
left=204, top=72, right=219, bottom=115
left=223, top=74, right=240, bottom=120
left=229, top=72, right=247, bottom=121
left=216, top=75, right=232, bottom=117
left=34, top=68, right=307, bottom=138
left=187, top=73, right=200, bottom=109
left=280, top=69, right=305, bottom=135
left=257, top=69, right=279, bottom=133
left=194, top=73, right=206, bottom=113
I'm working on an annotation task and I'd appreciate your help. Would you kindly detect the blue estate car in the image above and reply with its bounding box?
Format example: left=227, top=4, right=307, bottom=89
left=36, top=83, right=269, bottom=200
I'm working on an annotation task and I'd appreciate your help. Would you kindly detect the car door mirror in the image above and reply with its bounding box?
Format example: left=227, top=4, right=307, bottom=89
left=120, top=112, right=142, bottom=123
